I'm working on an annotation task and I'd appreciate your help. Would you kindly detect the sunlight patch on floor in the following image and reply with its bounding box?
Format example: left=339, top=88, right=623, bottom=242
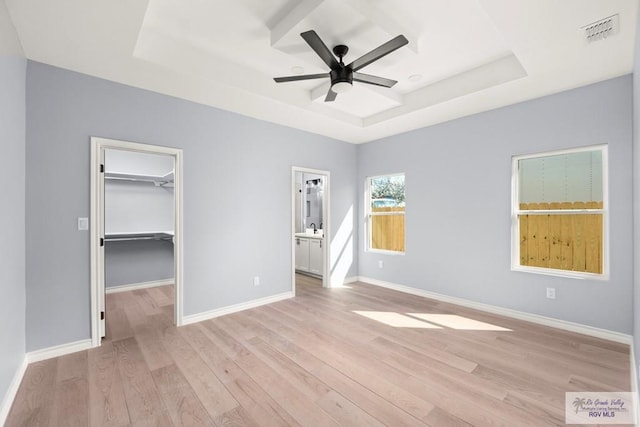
left=407, top=313, right=512, bottom=331
left=353, top=311, right=442, bottom=328
left=353, top=310, right=512, bottom=331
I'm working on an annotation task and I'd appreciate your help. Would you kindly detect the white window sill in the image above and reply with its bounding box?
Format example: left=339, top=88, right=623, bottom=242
left=511, top=265, right=608, bottom=281
left=368, top=249, right=405, bottom=256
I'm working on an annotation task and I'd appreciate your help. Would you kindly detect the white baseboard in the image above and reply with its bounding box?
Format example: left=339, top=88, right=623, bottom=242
left=329, top=276, right=359, bottom=288
left=0, top=339, right=93, bottom=423
left=0, top=356, right=28, bottom=426
left=182, top=291, right=294, bottom=326
left=359, top=276, right=632, bottom=345
left=630, top=345, right=639, bottom=424
left=26, top=339, right=93, bottom=363
left=106, top=279, right=173, bottom=294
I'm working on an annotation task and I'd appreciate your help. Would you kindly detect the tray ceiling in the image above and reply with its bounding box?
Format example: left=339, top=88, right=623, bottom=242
left=5, top=0, right=638, bottom=143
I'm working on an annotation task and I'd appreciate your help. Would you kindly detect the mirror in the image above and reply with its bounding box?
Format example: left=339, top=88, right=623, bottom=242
left=295, top=172, right=323, bottom=233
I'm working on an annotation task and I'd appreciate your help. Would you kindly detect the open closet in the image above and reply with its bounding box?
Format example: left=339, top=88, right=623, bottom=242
left=103, top=149, right=175, bottom=324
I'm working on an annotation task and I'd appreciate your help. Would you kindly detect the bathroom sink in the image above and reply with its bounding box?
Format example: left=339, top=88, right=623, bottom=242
left=295, top=232, right=323, bottom=239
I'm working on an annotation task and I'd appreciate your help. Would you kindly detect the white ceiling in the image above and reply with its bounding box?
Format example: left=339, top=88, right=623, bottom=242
left=5, top=0, right=639, bottom=143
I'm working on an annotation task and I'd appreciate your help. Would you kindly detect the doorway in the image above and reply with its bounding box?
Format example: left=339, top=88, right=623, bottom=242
left=90, top=137, right=184, bottom=347
left=291, top=166, right=330, bottom=294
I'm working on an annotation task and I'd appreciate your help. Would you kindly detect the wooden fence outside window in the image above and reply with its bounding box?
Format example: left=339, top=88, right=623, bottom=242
left=369, top=201, right=603, bottom=272
left=371, top=207, right=405, bottom=252
left=518, top=201, right=603, bottom=274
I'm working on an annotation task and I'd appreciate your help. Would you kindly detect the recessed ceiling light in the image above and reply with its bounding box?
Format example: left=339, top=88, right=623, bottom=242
left=291, top=66, right=304, bottom=75
left=408, top=74, right=422, bottom=82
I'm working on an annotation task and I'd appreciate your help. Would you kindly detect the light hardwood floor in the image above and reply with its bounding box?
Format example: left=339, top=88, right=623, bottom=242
left=295, top=272, right=322, bottom=288
left=6, top=279, right=631, bottom=426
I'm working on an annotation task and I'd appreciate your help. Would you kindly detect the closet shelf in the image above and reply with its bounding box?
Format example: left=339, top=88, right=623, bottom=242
left=105, top=171, right=174, bottom=187
left=105, top=232, right=174, bottom=242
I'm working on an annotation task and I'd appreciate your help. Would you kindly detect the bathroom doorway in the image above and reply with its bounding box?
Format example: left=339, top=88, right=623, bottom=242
left=291, top=166, right=330, bottom=294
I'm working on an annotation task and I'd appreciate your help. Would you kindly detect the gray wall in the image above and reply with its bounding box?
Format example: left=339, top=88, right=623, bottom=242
left=19, top=38, right=637, bottom=352
left=25, top=61, right=358, bottom=351
left=0, top=0, right=26, bottom=412
left=358, top=75, right=633, bottom=334
left=105, top=240, right=174, bottom=287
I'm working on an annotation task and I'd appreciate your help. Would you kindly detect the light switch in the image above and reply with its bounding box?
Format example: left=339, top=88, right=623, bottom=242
left=78, top=217, right=89, bottom=231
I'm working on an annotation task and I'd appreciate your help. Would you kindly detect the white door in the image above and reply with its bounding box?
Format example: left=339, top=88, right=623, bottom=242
left=98, top=148, right=106, bottom=338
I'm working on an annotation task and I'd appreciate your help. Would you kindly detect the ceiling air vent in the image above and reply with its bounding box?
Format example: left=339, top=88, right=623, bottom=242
left=582, top=14, right=619, bottom=43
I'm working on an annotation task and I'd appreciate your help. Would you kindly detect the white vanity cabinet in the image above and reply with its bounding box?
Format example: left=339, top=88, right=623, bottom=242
left=295, top=237, right=310, bottom=272
left=295, top=234, right=323, bottom=276
left=309, top=238, right=323, bottom=275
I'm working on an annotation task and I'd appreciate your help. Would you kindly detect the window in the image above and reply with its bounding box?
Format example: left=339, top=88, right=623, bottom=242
left=367, top=174, right=405, bottom=253
left=511, top=145, right=607, bottom=278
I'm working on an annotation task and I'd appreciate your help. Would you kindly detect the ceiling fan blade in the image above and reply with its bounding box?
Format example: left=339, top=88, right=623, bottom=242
left=274, top=73, right=329, bottom=83
left=301, top=30, right=339, bottom=69
left=347, top=35, right=409, bottom=72
left=353, top=72, right=397, bottom=88
left=324, top=89, right=337, bottom=102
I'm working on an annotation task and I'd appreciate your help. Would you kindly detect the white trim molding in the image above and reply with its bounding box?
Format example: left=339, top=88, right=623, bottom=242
left=343, top=276, right=359, bottom=285
left=329, top=276, right=359, bottom=288
left=105, top=279, right=173, bottom=294
left=359, top=276, right=632, bottom=344
left=510, top=144, right=609, bottom=281
left=630, top=345, right=640, bottom=425
left=90, top=136, right=185, bottom=346
left=182, top=292, right=294, bottom=326
left=26, top=339, right=93, bottom=364
left=0, top=357, right=28, bottom=425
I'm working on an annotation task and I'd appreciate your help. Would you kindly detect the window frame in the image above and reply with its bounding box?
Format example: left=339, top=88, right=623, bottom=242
left=366, top=173, right=406, bottom=255
left=510, top=145, right=609, bottom=280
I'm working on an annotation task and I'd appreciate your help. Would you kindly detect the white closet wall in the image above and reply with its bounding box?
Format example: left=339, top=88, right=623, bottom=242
left=104, top=149, right=175, bottom=288
left=105, top=150, right=174, bottom=234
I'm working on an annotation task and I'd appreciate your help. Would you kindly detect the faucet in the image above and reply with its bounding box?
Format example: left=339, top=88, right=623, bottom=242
left=309, top=223, right=316, bottom=233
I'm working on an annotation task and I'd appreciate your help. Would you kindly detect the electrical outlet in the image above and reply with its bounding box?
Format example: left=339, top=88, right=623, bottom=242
left=77, top=217, right=89, bottom=231
left=378, top=260, right=384, bottom=269
left=253, top=276, right=260, bottom=287
left=546, top=287, right=556, bottom=299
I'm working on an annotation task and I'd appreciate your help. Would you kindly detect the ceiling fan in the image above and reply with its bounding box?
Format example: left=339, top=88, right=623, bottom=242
left=274, top=30, right=409, bottom=102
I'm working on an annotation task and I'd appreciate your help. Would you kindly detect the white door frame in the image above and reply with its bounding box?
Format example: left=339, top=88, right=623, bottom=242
left=291, top=166, right=330, bottom=294
left=90, top=136, right=184, bottom=347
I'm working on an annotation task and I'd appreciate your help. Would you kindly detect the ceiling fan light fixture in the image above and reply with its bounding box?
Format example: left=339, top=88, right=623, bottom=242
left=331, top=81, right=352, bottom=93
left=330, top=66, right=353, bottom=94
left=273, top=30, right=409, bottom=102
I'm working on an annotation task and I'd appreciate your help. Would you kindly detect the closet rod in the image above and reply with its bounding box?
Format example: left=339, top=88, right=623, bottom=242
left=104, top=232, right=174, bottom=242
left=105, top=236, right=173, bottom=242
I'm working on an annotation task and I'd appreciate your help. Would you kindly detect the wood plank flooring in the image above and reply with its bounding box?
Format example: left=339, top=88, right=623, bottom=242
left=6, top=275, right=631, bottom=426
